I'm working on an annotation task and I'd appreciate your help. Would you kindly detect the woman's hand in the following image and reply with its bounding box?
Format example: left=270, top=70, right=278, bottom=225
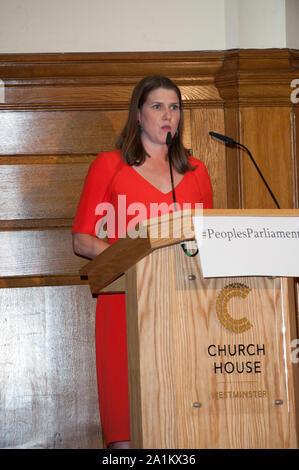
left=72, top=233, right=110, bottom=260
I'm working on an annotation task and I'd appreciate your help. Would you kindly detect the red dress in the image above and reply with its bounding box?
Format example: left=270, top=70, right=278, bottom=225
left=72, top=149, right=213, bottom=445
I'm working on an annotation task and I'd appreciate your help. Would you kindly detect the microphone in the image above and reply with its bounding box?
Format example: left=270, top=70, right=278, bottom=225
left=166, top=131, right=172, bottom=147
left=166, top=131, right=177, bottom=211
left=167, top=132, right=199, bottom=257
left=209, top=131, right=235, bottom=146
left=209, top=131, right=280, bottom=209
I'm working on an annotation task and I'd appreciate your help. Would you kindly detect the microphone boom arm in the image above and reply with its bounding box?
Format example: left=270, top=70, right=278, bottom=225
left=209, top=131, right=280, bottom=209
left=236, top=142, right=280, bottom=209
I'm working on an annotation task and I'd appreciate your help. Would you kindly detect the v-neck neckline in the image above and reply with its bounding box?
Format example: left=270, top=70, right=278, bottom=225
left=129, top=165, right=185, bottom=196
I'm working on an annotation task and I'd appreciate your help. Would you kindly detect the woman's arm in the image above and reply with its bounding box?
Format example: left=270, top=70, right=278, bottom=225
left=72, top=233, right=110, bottom=260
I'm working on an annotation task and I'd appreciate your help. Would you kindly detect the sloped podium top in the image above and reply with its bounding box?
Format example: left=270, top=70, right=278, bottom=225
left=80, top=208, right=299, bottom=294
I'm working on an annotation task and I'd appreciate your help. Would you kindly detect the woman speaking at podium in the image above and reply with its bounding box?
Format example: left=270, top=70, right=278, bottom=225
left=72, top=75, right=213, bottom=449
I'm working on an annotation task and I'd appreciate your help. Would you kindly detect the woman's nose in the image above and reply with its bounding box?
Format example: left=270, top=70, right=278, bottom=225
left=163, top=107, right=171, bottom=119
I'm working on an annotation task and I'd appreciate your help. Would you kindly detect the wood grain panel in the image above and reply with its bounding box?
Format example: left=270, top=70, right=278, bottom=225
left=4, top=84, right=135, bottom=109
left=190, top=108, right=227, bottom=208
left=215, top=49, right=299, bottom=213
left=296, top=280, right=299, bottom=338
left=125, top=267, right=143, bottom=449
left=182, top=109, right=191, bottom=152
left=239, top=107, right=293, bottom=209
left=293, top=107, right=299, bottom=208
left=223, top=107, right=242, bottom=208
left=0, top=110, right=127, bottom=155
left=0, top=229, right=86, bottom=277
left=0, top=154, right=94, bottom=165
left=0, top=285, right=100, bottom=449
left=0, top=274, right=89, bottom=289
left=0, top=163, right=90, bottom=220
left=2, top=82, right=222, bottom=110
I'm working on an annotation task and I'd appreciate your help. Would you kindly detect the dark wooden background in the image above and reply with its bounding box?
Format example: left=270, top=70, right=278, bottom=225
left=0, top=49, right=298, bottom=448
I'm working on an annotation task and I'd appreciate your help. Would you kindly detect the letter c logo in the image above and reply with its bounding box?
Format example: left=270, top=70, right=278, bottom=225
left=216, top=283, right=252, bottom=333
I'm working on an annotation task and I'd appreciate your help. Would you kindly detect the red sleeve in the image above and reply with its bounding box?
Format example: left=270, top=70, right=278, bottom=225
left=72, top=152, right=119, bottom=236
left=190, top=157, right=213, bottom=209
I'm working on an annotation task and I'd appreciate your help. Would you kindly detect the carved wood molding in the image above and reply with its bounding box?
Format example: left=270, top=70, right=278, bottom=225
left=0, top=51, right=224, bottom=110
left=0, top=49, right=298, bottom=109
left=0, top=51, right=224, bottom=82
left=215, top=49, right=299, bottom=106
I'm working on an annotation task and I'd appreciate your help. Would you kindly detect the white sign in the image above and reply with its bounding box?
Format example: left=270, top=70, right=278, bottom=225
left=193, top=216, right=299, bottom=278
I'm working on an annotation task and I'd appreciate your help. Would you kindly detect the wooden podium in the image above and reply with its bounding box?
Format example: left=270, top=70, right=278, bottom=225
left=81, top=209, right=299, bottom=449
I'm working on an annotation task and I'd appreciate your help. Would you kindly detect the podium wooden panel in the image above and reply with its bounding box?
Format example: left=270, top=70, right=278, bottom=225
left=81, top=209, right=299, bottom=449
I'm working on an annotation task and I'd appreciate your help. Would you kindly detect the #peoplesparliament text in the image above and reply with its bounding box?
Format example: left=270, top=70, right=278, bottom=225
left=204, top=227, right=299, bottom=242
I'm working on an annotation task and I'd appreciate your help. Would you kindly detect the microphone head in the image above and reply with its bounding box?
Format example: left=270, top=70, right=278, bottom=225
left=166, top=132, right=172, bottom=147
left=209, top=131, right=235, bottom=146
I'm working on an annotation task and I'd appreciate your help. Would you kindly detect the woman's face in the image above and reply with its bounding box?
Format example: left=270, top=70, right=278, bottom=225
left=137, top=87, right=181, bottom=149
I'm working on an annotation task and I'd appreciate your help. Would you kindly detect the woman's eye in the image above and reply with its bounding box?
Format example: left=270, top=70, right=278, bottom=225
left=152, top=104, right=160, bottom=109
left=171, top=104, right=179, bottom=110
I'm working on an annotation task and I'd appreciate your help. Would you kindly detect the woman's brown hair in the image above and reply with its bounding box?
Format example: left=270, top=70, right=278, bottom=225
left=117, top=75, right=194, bottom=174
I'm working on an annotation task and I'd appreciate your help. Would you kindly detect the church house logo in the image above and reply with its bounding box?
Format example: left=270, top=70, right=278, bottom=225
left=215, top=282, right=252, bottom=333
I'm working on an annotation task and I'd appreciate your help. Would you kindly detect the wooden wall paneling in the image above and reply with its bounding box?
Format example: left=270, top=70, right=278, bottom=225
left=239, top=107, right=293, bottom=209
left=190, top=107, right=227, bottom=208
left=296, top=281, right=299, bottom=336
left=3, top=80, right=220, bottom=110
left=215, top=49, right=299, bottom=210
left=3, top=82, right=135, bottom=109
left=0, top=162, right=91, bottom=221
left=0, top=111, right=128, bottom=155
left=0, top=229, right=86, bottom=278
left=223, top=107, right=242, bottom=208
left=293, top=107, right=299, bottom=208
left=0, top=285, right=100, bottom=449
left=182, top=109, right=192, bottom=152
